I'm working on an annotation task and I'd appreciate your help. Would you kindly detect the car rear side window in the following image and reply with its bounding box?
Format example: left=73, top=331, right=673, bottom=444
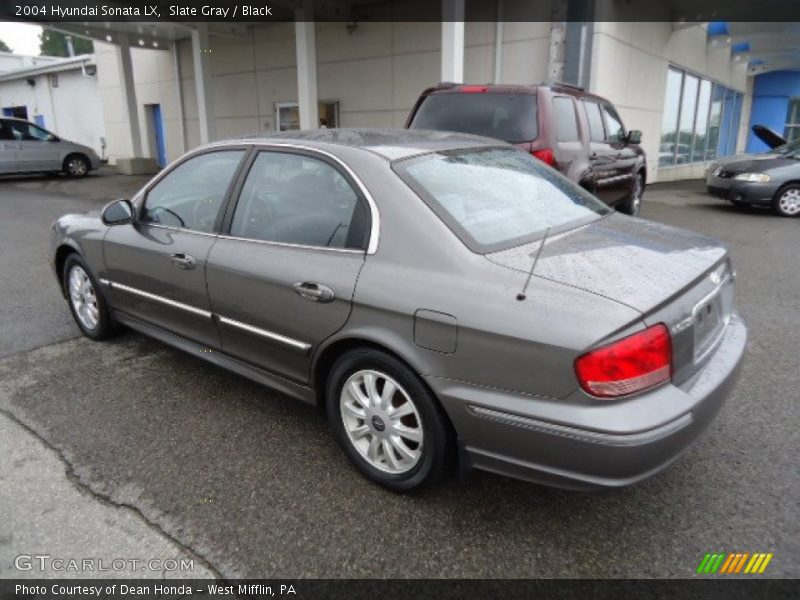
left=142, top=150, right=245, bottom=233
left=409, top=92, right=538, bottom=143
left=229, top=151, right=367, bottom=250
left=394, top=146, right=611, bottom=253
left=552, top=96, right=579, bottom=142
left=582, top=101, right=605, bottom=142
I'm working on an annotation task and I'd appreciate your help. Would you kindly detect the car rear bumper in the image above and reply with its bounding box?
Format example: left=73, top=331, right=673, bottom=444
left=429, top=313, right=747, bottom=490
left=705, top=174, right=778, bottom=205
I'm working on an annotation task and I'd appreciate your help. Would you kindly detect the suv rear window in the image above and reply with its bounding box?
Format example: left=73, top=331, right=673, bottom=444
left=409, top=92, right=538, bottom=143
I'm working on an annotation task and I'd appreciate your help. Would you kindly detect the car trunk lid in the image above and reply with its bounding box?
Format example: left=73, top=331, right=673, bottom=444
left=486, top=214, right=734, bottom=383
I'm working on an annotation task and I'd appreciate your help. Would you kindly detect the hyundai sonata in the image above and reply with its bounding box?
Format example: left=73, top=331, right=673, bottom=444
left=51, top=129, right=746, bottom=491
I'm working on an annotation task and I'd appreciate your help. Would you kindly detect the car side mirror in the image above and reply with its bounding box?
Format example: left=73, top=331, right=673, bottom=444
left=626, top=130, right=642, bottom=145
left=48, top=136, right=60, bottom=142
left=102, top=199, right=133, bottom=225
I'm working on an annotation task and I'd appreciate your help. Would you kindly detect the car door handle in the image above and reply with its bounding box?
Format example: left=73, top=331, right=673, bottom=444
left=170, top=253, right=197, bottom=270
left=293, top=282, right=335, bottom=303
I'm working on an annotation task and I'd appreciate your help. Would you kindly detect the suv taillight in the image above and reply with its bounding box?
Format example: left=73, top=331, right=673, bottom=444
left=531, top=148, right=555, bottom=166
left=574, top=324, right=672, bottom=398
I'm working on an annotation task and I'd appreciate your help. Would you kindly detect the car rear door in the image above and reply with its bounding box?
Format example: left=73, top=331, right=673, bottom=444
left=0, top=120, right=19, bottom=173
left=550, top=95, right=585, bottom=176
left=7, top=120, right=60, bottom=172
left=102, top=148, right=249, bottom=348
left=205, top=147, right=370, bottom=385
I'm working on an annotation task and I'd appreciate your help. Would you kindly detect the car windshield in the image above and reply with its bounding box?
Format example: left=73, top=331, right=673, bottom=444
left=772, top=139, right=800, bottom=158
left=409, top=92, right=538, bottom=143
left=394, top=147, right=612, bottom=253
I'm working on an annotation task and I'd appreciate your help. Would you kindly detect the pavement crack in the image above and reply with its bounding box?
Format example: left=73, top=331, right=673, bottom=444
left=0, top=406, right=224, bottom=580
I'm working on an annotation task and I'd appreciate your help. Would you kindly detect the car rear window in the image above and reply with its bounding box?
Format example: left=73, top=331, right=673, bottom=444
left=393, top=146, right=611, bottom=253
left=409, top=92, right=538, bottom=143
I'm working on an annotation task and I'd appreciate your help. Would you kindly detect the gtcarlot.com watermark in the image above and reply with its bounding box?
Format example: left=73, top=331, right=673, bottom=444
left=14, top=554, right=194, bottom=573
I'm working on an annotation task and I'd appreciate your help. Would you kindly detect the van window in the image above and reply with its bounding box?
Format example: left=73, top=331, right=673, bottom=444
left=552, top=96, right=579, bottom=142
left=409, top=92, right=538, bottom=143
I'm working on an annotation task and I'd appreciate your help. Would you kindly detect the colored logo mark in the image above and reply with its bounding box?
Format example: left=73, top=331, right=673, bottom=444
left=697, top=552, right=774, bottom=574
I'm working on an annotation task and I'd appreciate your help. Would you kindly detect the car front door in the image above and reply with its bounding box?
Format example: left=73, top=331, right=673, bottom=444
left=599, top=101, right=637, bottom=205
left=206, top=148, right=370, bottom=384
left=102, top=148, right=249, bottom=348
left=582, top=100, right=616, bottom=204
left=7, top=120, right=61, bottom=172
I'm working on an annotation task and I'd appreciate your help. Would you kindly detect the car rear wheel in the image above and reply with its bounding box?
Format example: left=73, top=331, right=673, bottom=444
left=619, top=171, right=644, bottom=216
left=63, top=254, right=115, bottom=340
left=63, top=154, right=90, bottom=178
left=773, top=184, right=800, bottom=217
left=326, top=348, right=454, bottom=491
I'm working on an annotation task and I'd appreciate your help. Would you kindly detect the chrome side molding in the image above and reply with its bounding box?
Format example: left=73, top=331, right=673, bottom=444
left=101, top=280, right=213, bottom=318
left=218, top=316, right=311, bottom=352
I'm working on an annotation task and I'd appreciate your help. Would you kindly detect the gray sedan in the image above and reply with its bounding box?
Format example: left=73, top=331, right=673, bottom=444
left=50, top=129, right=746, bottom=491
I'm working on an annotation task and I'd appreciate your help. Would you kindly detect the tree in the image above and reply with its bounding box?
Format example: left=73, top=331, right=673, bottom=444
left=0, top=39, right=11, bottom=53
left=39, top=29, right=93, bottom=57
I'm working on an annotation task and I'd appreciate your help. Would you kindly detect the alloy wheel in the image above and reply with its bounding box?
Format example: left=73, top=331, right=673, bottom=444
left=632, top=174, right=643, bottom=215
left=67, top=158, right=88, bottom=177
left=339, top=369, right=423, bottom=474
left=68, top=265, right=99, bottom=330
left=778, top=188, right=800, bottom=216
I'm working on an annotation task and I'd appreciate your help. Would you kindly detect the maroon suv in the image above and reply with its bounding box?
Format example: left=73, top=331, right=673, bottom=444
left=406, top=82, right=647, bottom=215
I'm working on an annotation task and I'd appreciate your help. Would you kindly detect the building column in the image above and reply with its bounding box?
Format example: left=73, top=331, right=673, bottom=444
left=441, top=0, right=465, bottom=82
left=191, top=23, right=216, bottom=143
left=294, top=10, right=319, bottom=130
left=116, top=33, right=143, bottom=157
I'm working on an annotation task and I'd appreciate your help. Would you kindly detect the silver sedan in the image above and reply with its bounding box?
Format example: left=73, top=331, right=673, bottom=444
left=50, top=129, right=746, bottom=491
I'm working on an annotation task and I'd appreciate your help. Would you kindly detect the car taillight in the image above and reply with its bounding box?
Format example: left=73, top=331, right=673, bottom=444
left=574, top=324, right=672, bottom=398
left=531, top=148, right=555, bottom=166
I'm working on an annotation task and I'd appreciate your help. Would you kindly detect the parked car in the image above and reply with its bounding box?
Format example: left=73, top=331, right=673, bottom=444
left=51, top=129, right=745, bottom=491
left=706, top=126, right=800, bottom=217
left=406, top=82, right=647, bottom=215
left=0, top=117, right=101, bottom=177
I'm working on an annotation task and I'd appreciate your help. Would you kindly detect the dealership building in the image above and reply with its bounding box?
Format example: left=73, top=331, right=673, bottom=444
left=32, top=2, right=799, bottom=181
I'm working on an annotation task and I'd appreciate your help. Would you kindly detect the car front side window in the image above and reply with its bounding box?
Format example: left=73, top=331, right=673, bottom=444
left=601, top=103, right=626, bottom=143
left=229, top=151, right=367, bottom=250
left=142, top=150, right=245, bottom=233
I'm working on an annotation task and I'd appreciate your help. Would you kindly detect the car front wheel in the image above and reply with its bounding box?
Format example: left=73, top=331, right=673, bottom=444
left=619, top=171, right=644, bottom=216
left=63, top=154, right=90, bottom=178
left=773, top=184, right=800, bottom=217
left=326, top=348, right=454, bottom=491
left=63, top=254, right=115, bottom=340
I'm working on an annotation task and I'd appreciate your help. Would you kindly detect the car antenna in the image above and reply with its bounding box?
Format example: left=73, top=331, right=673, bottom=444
left=516, top=227, right=550, bottom=301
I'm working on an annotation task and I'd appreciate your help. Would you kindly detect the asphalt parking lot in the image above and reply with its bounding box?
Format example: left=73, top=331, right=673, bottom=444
left=0, top=169, right=797, bottom=579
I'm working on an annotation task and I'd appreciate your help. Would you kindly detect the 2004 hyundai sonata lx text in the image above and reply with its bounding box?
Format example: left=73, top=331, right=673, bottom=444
left=50, top=129, right=746, bottom=491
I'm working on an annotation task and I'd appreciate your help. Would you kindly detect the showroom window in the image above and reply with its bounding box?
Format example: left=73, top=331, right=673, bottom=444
left=785, top=98, right=800, bottom=143
left=659, top=66, right=743, bottom=167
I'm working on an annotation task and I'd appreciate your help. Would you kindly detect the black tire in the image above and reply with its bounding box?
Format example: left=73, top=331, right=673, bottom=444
left=63, top=154, right=90, bottom=178
left=618, top=171, right=645, bottom=216
left=62, top=254, right=116, bottom=340
left=326, top=348, right=455, bottom=491
left=772, top=183, right=800, bottom=218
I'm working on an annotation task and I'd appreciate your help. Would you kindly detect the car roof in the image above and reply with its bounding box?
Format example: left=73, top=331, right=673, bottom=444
left=231, top=128, right=504, bottom=160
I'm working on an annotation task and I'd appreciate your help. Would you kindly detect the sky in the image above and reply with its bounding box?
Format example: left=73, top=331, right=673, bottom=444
left=0, top=22, right=44, bottom=56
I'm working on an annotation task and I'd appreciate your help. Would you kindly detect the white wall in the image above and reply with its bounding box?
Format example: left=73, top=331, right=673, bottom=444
left=589, top=21, right=750, bottom=182
left=95, top=41, right=183, bottom=164
left=0, top=68, right=106, bottom=155
left=168, top=21, right=550, bottom=150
